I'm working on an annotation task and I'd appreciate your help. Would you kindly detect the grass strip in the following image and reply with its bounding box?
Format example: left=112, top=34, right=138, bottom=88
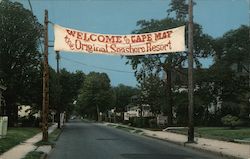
left=168, top=127, right=250, bottom=142
left=22, top=151, right=44, bottom=159
left=116, top=125, right=135, bottom=132
left=35, top=128, right=62, bottom=147
left=0, top=127, right=40, bottom=155
left=23, top=128, right=62, bottom=159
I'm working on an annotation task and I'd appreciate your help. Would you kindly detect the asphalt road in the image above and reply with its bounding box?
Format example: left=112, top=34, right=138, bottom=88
left=48, top=120, right=225, bottom=159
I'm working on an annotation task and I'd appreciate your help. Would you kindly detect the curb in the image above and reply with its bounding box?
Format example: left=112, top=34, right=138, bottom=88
left=145, top=134, right=243, bottom=159
left=40, top=153, right=47, bottom=159
left=40, top=127, right=63, bottom=159
left=40, top=146, right=53, bottom=159
left=106, top=123, right=246, bottom=159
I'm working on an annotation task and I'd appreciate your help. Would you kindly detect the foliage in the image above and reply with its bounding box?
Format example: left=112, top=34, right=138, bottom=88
left=173, top=91, right=188, bottom=125
left=113, top=84, right=139, bottom=113
left=77, top=72, right=115, bottom=120
left=127, top=117, right=157, bottom=128
left=18, top=116, right=40, bottom=127
left=125, top=1, right=214, bottom=125
left=221, top=114, right=242, bottom=129
left=170, top=127, right=250, bottom=141
left=139, top=74, right=165, bottom=115
left=49, top=67, right=61, bottom=111
left=59, top=69, right=85, bottom=115
left=167, top=0, right=188, bottom=21
left=173, top=26, right=250, bottom=126
left=0, top=0, right=43, bottom=125
left=204, top=25, right=250, bottom=122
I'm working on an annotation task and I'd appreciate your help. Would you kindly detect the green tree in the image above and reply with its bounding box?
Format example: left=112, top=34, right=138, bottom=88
left=77, top=72, right=115, bottom=121
left=210, top=25, right=250, bottom=121
left=0, top=0, right=42, bottom=125
left=49, top=67, right=60, bottom=112
left=167, top=0, right=188, bottom=21
left=126, top=0, right=213, bottom=125
left=139, top=74, right=165, bottom=115
left=59, top=69, right=85, bottom=117
left=113, top=84, right=139, bottom=114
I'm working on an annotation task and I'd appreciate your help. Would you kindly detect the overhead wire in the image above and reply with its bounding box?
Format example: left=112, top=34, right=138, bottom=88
left=61, top=56, right=134, bottom=74
left=26, top=0, right=134, bottom=75
left=27, top=0, right=44, bottom=54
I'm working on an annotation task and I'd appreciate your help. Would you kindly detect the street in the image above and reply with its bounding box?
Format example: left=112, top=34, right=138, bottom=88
left=48, top=120, right=225, bottom=159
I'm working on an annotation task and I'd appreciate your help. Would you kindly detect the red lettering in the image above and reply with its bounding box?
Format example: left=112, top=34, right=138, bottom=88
left=98, top=35, right=105, bottom=42
left=155, top=31, right=173, bottom=41
left=66, top=29, right=76, bottom=37
left=90, top=34, right=97, bottom=42
left=131, top=34, right=153, bottom=43
left=77, top=32, right=83, bottom=40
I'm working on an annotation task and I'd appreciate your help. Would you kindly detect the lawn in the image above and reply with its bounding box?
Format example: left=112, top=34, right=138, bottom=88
left=197, top=127, right=250, bottom=141
left=23, top=128, right=62, bottom=159
left=22, top=151, right=44, bottom=159
left=0, top=127, right=40, bottom=154
left=35, top=128, right=62, bottom=146
left=169, top=127, right=250, bottom=141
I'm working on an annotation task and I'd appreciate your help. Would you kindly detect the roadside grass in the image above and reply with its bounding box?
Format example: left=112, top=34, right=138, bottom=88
left=0, top=127, right=40, bottom=155
left=108, top=124, right=143, bottom=134
left=169, top=127, right=250, bottom=141
left=23, top=128, right=62, bottom=159
left=116, top=125, right=135, bottom=132
left=35, top=128, right=62, bottom=147
left=108, top=123, right=250, bottom=142
left=107, top=124, right=116, bottom=127
left=197, top=127, right=250, bottom=141
left=21, top=151, right=44, bottom=159
left=134, top=129, right=143, bottom=134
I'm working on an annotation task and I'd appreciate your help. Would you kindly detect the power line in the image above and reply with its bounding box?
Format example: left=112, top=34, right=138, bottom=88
left=61, top=56, right=134, bottom=74
left=27, top=0, right=44, bottom=54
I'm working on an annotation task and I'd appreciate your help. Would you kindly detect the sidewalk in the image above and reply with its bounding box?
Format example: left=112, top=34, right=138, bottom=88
left=0, top=124, right=57, bottom=159
left=103, top=123, right=250, bottom=159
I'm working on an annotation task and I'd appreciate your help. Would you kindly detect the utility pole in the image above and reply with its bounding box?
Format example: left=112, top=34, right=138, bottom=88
left=56, top=51, right=61, bottom=129
left=248, top=0, right=250, bottom=88
left=42, top=9, right=49, bottom=141
left=188, top=0, right=194, bottom=143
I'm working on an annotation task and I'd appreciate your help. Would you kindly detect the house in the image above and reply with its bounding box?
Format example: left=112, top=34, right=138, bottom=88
left=124, top=103, right=154, bottom=120
left=18, top=105, right=40, bottom=118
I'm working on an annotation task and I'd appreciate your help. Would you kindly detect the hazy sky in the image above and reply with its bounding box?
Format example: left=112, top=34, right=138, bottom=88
left=16, top=0, right=249, bottom=87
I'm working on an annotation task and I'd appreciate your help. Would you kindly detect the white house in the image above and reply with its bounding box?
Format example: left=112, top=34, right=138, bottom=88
left=124, top=104, right=153, bottom=120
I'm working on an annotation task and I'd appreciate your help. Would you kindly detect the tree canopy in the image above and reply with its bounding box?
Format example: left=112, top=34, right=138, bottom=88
left=0, top=0, right=42, bottom=125
left=77, top=72, right=115, bottom=120
left=125, top=0, right=213, bottom=124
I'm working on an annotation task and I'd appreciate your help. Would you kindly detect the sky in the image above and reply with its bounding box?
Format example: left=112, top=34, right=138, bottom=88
left=15, top=0, right=249, bottom=87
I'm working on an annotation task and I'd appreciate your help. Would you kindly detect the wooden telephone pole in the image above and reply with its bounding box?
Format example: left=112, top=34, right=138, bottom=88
left=56, top=51, right=61, bottom=129
left=42, top=9, right=49, bottom=141
left=188, top=0, right=194, bottom=143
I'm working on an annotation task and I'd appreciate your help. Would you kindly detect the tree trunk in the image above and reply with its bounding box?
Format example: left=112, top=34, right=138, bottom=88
left=140, top=104, right=143, bottom=127
left=96, top=105, right=100, bottom=122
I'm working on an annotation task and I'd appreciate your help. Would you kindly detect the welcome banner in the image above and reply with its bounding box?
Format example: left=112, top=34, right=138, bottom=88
left=54, top=24, right=185, bottom=55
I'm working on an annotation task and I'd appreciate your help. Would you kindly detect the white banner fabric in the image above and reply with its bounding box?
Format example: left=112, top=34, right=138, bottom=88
left=54, top=24, right=185, bottom=55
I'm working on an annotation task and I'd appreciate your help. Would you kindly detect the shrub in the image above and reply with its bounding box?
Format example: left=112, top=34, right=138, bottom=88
left=149, top=118, right=157, bottom=128
left=221, top=114, right=241, bottom=129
